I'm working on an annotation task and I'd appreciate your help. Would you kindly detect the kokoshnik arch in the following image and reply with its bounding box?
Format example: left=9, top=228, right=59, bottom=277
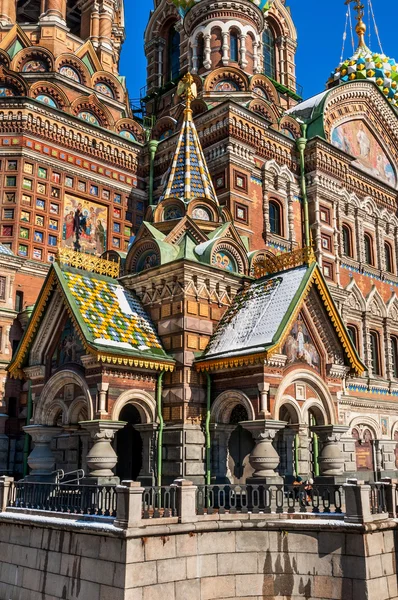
left=1, top=0, right=398, bottom=486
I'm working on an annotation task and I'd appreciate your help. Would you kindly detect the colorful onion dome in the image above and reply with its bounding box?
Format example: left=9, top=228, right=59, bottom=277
left=170, top=0, right=273, bottom=17
left=328, top=46, right=398, bottom=106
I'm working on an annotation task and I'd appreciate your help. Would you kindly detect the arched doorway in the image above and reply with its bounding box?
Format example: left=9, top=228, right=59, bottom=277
left=227, top=405, right=254, bottom=484
left=116, top=404, right=143, bottom=481
left=276, top=402, right=300, bottom=481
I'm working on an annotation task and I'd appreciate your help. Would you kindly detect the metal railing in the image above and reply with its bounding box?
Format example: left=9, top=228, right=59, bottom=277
left=369, top=482, right=387, bottom=514
left=7, top=481, right=117, bottom=517
left=142, top=486, right=178, bottom=519
left=196, top=483, right=344, bottom=516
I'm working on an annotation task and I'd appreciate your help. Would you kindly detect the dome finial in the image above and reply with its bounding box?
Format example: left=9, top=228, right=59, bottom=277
left=345, top=0, right=366, bottom=48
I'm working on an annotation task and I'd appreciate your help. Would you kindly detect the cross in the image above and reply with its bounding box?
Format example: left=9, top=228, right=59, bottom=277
left=345, top=0, right=364, bottom=24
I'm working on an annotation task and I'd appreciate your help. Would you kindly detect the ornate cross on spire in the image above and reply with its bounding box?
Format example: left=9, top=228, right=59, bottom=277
left=176, top=72, right=197, bottom=113
left=345, top=0, right=367, bottom=48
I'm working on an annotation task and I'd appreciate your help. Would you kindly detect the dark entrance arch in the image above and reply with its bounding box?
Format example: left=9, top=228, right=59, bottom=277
left=116, top=404, right=143, bottom=481
left=227, top=405, right=254, bottom=483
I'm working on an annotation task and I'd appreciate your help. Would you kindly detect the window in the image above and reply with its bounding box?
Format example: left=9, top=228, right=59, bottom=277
left=230, top=32, right=239, bottom=62
left=364, top=233, right=374, bottom=265
left=169, top=26, right=180, bottom=81
left=370, top=330, right=381, bottom=376
left=0, top=276, right=6, bottom=300
left=391, top=336, right=398, bottom=378
left=15, top=291, right=23, bottom=312
left=342, top=225, right=352, bottom=257
left=385, top=242, right=393, bottom=273
left=347, top=325, right=358, bottom=349
left=263, top=28, right=276, bottom=79
left=197, top=35, right=204, bottom=69
left=269, top=200, right=282, bottom=235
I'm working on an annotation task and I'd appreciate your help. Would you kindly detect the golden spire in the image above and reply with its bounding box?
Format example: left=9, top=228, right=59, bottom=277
left=177, top=72, right=197, bottom=114
left=345, top=0, right=367, bottom=48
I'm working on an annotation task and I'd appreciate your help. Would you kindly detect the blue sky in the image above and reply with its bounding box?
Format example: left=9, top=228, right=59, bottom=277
left=120, top=0, right=396, bottom=103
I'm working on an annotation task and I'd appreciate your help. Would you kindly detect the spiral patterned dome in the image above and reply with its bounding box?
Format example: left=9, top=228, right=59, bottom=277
left=328, top=46, right=398, bottom=106
left=171, top=0, right=274, bottom=16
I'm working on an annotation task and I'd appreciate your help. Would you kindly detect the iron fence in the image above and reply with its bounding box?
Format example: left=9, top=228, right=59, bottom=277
left=7, top=481, right=117, bottom=517
left=196, top=483, right=344, bottom=515
left=142, top=486, right=178, bottom=519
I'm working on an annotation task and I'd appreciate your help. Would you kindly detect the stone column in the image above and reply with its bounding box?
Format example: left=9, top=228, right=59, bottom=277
left=191, top=42, right=199, bottom=74
left=97, top=382, right=109, bottom=416
left=90, top=1, right=100, bottom=48
left=311, top=425, right=349, bottom=483
left=79, top=420, right=126, bottom=484
left=222, top=31, right=229, bottom=66
left=253, top=40, right=259, bottom=73
left=203, top=34, right=211, bottom=70
left=241, top=420, right=286, bottom=484
left=134, top=423, right=158, bottom=486
left=40, top=0, right=67, bottom=24
left=210, top=424, right=235, bottom=483
left=0, top=0, right=16, bottom=25
left=24, top=425, right=60, bottom=482
left=258, top=383, right=271, bottom=417
left=239, top=34, right=247, bottom=69
left=157, top=39, right=166, bottom=87
left=114, top=480, right=145, bottom=529
left=99, top=0, right=114, bottom=51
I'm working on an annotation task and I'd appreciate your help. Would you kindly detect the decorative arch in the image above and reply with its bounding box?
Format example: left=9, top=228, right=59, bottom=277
left=115, top=118, right=144, bottom=143
left=248, top=98, right=278, bottom=123
left=68, top=396, right=89, bottom=424
left=71, top=94, right=114, bottom=129
left=45, top=398, right=69, bottom=427
left=55, top=54, right=90, bottom=86
left=0, top=66, right=27, bottom=96
left=301, top=398, right=328, bottom=426
left=187, top=198, right=219, bottom=222
left=273, top=370, right=336, bottom=425
left=204, top=67, right=249, bottom=93
left=277, top=397, right=301, bottom=423
left=153, top=197, right=186, bottom=223
left=390, top=420, right=398, bottom=439
left=29, top=81, right=70, bottom=111
left=126, top=239, right=161, bottom=273
left=249, top=74, right=279, bottom=105
left=366, top=286, right=387, bottom=319
left=0, top=49, right=10, bottom=68
left=349, top=416, right=380, bottom=440
left=111, top=389, right=156, bottom=423
left=344, top=279, right=366, bottom=312
left=279, top=116, right=301, bottom=140
left=152, top=115, right=177, bottom=141
left=35, top=368, right=94, bottom=425
left=210, top=390, right=255, bottom=424
left=12, top=46, right=54, bottom=73
left=210, top=239, right=249, bottom=274
left=92, top=71, right=124, bottom=101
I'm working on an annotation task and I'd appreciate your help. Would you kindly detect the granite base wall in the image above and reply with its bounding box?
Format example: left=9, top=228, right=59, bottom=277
left=0, top=514, right=397, bottom=600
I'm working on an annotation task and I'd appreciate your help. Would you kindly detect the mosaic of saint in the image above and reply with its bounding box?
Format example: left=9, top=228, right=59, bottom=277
left=51, top=318, right=84, bottom=372
left=331, top=120, right=396, bottom=187
left=282, top=315, right=320, bottom=371
left=212, top=250, right=236, bottom=273
left=62, top=194, right=107, bottom=254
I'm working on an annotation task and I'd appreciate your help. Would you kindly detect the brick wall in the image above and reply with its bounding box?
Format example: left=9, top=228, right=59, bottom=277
left=0, top=513, right=397, bottom=599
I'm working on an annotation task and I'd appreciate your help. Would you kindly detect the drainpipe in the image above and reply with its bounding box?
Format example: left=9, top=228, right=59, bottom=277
left=156, top=370, right=165, bottom=487
left=148, top=140, right=159, bottom=206
left=296, top=123, right=310, bottom=249
left=23, top=380, right=33, bottom=477
left=205, top=373, right=211, bottom=485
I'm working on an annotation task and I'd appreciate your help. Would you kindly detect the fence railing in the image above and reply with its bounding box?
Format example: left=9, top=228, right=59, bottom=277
left=369, top=482, right=387, bottom=515
left=142, top=486, right=178, bottom=519
left=196, top=483, right=344, bottom=516
left=7, top=481, right=117, bottom=517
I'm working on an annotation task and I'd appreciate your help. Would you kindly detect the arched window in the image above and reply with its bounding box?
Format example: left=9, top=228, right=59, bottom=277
left=385, top=242, right=394, bottom=273
left=347, top=324, right=358, bottom=350
left=230, top=32, right=239, bottom=63
left=342, top=224, right=352, bottom=257
left=364, top=233, right=374, bottom=265
left=269, top=200, right=282, bottom=235
left=169, top=26, right=180, bottom=81
left=391, top=336, right=398, bottom=378
left=369, top=330, right=381, bottom=376
left=263, top=28, right=276, bottom=79
left=197, top=35, right=204, bottom=70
